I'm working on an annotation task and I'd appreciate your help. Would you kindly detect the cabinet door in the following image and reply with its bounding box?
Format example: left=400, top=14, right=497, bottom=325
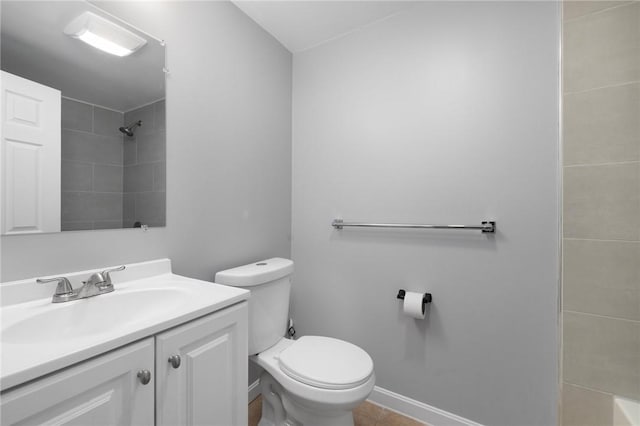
left=0, top=338, right=154, bottom=426
left=156, top=302, right=248, bottom=426
left=1, top=71, right=61, bottom=234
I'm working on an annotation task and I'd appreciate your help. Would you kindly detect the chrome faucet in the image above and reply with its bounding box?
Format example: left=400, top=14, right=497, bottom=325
left=76, top=265, right=125, bottom=298
left=37, top=265, right=126, bottom=303
left=36, top=277, right=77, bottom=303
left=76, top=272, right=109, bottom=298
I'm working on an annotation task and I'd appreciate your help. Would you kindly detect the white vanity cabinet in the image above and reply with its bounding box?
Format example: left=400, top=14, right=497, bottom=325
left=1, top=302, right=248, bottom=426
left=155, top=301, right=248, bottom=426
left=1, top=338, right=155, bottom=425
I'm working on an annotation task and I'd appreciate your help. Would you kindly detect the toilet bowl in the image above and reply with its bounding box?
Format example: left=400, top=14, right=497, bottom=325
left=215, top=258, right=375, bottom=426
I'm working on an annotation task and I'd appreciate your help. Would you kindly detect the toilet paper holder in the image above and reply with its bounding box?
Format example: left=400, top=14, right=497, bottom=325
left=397, top=289, right=432, bottom=306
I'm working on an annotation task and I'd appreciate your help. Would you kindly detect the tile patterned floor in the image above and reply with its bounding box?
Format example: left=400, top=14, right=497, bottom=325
left=248, top=396, right=428, bottom=426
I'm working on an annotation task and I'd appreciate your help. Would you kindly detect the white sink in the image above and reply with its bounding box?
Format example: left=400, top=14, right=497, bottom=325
left=0, top=259, right=250, bottom=390
left=3, top=287, right=191, bottom=344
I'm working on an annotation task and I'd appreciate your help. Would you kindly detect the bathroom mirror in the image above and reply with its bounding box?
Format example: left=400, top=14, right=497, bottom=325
left=1, top=1, right=165, bottom=234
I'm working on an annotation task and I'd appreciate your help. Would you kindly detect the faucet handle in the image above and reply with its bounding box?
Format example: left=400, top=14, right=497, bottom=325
left=37, top=277, right=74, bottom=295
left=36, top=277, right=77, bottom=303
left=101, top=265, right=125, bottom=285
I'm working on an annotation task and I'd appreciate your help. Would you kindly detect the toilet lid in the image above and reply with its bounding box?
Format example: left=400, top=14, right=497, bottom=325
left=278, top=336, right=373, bottom=390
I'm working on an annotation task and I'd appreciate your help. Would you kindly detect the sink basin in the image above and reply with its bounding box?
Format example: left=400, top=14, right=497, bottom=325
left=2, top=287, right=191, bottom=344
left=0, top=259, right=250, bottom=391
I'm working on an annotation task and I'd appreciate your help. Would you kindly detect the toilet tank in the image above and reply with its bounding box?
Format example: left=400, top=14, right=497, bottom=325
left=215, top=258, right=294, bottom=355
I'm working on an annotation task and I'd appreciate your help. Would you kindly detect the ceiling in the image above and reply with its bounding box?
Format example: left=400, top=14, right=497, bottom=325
left=1, top=1, right=165, bottom=112
left=232, top=1, right=414, bottom=53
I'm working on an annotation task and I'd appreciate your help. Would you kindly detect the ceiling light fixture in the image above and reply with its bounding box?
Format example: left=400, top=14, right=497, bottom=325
left=64, top=11, right=147, bottom=57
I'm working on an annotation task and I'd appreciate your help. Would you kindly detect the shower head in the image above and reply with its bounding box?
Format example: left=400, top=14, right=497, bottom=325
left=119, top=120, right=142, bottom=137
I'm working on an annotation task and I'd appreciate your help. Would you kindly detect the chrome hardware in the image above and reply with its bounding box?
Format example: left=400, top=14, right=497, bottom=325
left=332, top=219, right=496, bottom=233
left=168, top=355, right=181, bottom=369
left=76, top=272, right=112, bottom=299
left=38, top=266, right=126, bottom=304
left=101, top=265, right=125, bottom=287
left=85, top=272, right=106, bottom=287
left=137, top=370, right=151, bottom=385
left=36, top=277, right=78, bottom=303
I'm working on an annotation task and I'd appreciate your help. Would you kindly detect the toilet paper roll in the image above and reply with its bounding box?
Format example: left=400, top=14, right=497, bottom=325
left=403, top=291, right=426, bottom=319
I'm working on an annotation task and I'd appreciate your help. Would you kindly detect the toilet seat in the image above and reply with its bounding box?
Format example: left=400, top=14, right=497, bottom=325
left=278, top=336, right=373, bottom=390
left=252, top=336, right=376, bottom=407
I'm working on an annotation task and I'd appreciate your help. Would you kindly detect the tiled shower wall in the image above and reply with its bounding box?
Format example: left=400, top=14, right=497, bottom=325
left=562, top=2, right=640, bottom=425
left=61, top=98, right=124, bottom=231
left=123, top=100, right=166, bottom=228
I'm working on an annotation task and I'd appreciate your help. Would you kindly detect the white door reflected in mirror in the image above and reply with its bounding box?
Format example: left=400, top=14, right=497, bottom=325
left=1, top=71, right=61, bottom=235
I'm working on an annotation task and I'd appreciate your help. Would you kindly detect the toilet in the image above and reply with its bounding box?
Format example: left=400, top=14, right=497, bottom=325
left=215, top=258, right=375, bottom=426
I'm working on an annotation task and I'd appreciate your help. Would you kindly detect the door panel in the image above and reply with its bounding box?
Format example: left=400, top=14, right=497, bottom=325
left=1, top=71, right=61, bottom=234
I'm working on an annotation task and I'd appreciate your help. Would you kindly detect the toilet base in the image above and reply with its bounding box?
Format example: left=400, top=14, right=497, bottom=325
left=257, top=371, right=356, bottom=426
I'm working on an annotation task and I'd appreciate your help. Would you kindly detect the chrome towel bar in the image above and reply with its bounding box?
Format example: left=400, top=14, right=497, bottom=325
left=331, top=219, right=496, bottom=233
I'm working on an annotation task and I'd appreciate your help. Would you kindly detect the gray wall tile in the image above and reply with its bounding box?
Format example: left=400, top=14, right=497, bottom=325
left=563, top=1, right=632, bottom=21
left=124, top=140, right=137, bottom=166
left=137, top=132, right=166, bottom=163
left=124, top=163, right=154, bottom=192
left=563, top=3, right=640, bottom=92
left=564, top=83, right=640, bottom=165
left=61, top=161, right=93, bottom=192
left=123, top=193, right=135, bottom=221
left=61, top=221, right=93, bottom=231
left=120, top=100, right=165, bottom=229
left=135, top=192, right=165, bottom=225
left=563, top=312, right=640, bottom=399
left=62, top=192, right=123, bottom=223
left=61, top=99, right=126, bottom=228
left=62, top=130, right=123, bottom=165
left=94, top=135, right=124, bottom=166
left=93, top=193, right=123, bottom=221
left=563, top=162, right=640, bottom=240
left=61, top=98, right=92, bottom=132
left=93, top=221, right=123, bottom=230
left=564, top=239, right=640, bottom=321
left=62, top=130, right=98, bottom=163
left=561, top=383, right=612, bottom=426
left=93, top=106, right=124, bottom=138
left=93, top=164, right=123, bottom=193
left=153, top=162, right=166, bottom=191
left=562, top=3, right=640, bottom=421
left=61, top=192, right=93, bottom=222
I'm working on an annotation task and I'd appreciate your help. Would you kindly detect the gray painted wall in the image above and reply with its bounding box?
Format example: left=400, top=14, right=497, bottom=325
left=1, top=1, right=292, bottom=288
left=291, top=2, right=560, bottom=425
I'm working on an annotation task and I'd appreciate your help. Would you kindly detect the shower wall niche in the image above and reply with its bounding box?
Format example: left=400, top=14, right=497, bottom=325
left=61, top=97, right=166, bottom=231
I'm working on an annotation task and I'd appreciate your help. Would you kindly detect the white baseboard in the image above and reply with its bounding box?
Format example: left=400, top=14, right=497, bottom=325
left=368, top=386, right=483, bottom=426
left=247, top=380, right=481, bottom=426
left=248, top=379, right=261, bottom=403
